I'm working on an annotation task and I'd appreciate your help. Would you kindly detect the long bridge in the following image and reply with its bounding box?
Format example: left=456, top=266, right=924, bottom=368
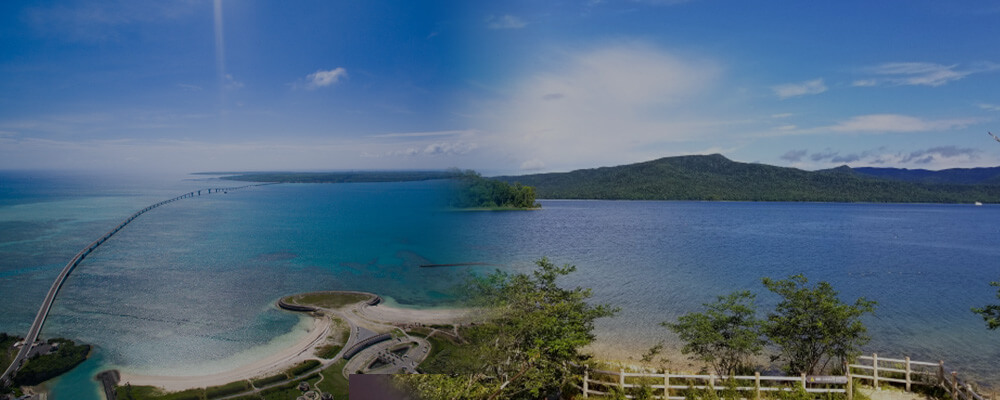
left=0, top=183, right=274, bottom=387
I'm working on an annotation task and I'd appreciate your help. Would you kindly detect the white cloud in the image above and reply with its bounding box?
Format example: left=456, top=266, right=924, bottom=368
left=829, top=114, right=973, bottom=133
left=476, top=42, right=722, bottom=171
left=771, top=113, right=793, bottom=119
left=304, top=68, right=347, bottom=89
left=486, top=14, right=526, bottom=29
left=520, top=159, right=546, bottom=171
left=224, top=74, right=243, bottom=90
left=772, top=79, right=827, bottom=99
left=978, top=103, right=1000, bottom=112
left=854, top=62, right=1000, bottom=87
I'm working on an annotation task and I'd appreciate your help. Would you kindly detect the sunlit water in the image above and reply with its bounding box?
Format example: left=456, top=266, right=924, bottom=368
left=2, top=172, right=999, bottom=397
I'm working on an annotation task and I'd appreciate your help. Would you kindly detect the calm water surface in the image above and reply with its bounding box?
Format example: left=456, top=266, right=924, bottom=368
left=2, top=172, right=999, bottom=397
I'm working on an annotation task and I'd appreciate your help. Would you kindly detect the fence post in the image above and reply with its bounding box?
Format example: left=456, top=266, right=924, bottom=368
left=905, top=356, right=912, bottom=392
left=939, top=360, right=945, bottom=388
left=620, top=368, right=625, bottom=391
left=801, top=372, right=807, bottom=390
left=845, top=361, right=854, bottom=400
left=664, top=371, right=670, bottom=400
left=873, top=353, right=880, bottom=389
left=951, top=371, right=959, bottom=398
left=583, top=368, right=589, bottom=398
left=754, top=372, right=761, bottom=400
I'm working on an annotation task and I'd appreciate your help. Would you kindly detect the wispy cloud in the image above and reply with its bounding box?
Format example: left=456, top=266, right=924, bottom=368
left=829, top=114, right=973, bottom=133
left=177, top=83, right=203, bottom=92
left=486, top=14, right=527, bottom=29
left=978, top=103, right=1000, bottom=112
left=782, top=146, right=983, bottom=169
left=303, top=68, right=347, bottom=90
left=772, top=79, right=827, bottom=99
left=25, top=2, right=198, bottom=42
left=369, top=130, right=473, bottom=139
left=387, top=141, right=478, bottom=157
left=779, top=149, right=807, bottom=162
left=853, top=62, right=1000, bottom=87
left=224, top=74, right=243, bottom=90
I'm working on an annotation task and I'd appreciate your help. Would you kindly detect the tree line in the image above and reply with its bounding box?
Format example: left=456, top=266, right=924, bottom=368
left=450, top=170, right=540, bottom=209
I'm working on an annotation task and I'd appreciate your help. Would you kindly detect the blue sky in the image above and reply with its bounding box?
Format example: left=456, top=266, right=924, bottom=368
left=1, top=0, right=999, bottom=174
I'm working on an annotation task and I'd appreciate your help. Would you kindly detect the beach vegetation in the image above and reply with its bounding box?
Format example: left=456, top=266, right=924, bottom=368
left=394, top=257, right=617, bottom=399
left=285, top=359, right=321, bottom=377
left=204, top=380, right=251, bottom=398
left=662, top=290, right=765, bottom=376
left=314, top=344, right=342, bottom=359
left=250, top=372, right=286, bottom=388
left=450, top=169, right=541, bottom=209
left=971, top=280, right=1000, bottom=329
left=116, top=384, right=202, bottom=400
left=762, top=274, right=876, bottom=375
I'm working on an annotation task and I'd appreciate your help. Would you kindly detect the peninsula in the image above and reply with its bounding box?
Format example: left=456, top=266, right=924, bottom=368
left=497, top=154, right=1000, bottom=203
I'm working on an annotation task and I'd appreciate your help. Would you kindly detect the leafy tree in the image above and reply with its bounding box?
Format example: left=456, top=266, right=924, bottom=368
left=662, top=291, right=764, bottom=376
left=761, top=274, right=876, bottom=375
left=971, top=280, right=1000, bottom=329
left=396, top=257, right=617, bottom=400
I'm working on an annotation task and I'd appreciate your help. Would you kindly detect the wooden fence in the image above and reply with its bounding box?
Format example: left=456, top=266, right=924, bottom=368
left=580, top=353, right=991, bottom=400
left=847, top=353, right=989, bottom=400
left=581, top=368, right=849, bottom=400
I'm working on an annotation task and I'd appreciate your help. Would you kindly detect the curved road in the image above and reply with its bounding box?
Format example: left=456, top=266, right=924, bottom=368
left=1, top=183, right=272, bottom=387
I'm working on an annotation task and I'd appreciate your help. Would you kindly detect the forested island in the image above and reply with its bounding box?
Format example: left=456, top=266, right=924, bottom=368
left=449, top=170, right=540, bottom=209
left=497, top=154, right=1000, bottom=203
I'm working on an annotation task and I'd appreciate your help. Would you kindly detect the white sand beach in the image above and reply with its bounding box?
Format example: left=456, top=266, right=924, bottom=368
left=116, top=300, right=473, bottom=392
left=118, top=316, right=331, bottom=392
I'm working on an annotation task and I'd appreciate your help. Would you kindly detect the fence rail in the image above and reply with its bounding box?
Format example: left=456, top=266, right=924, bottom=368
left=848, top=354, right=988, bottom=400
left=580, top=353, right=990, bottom=400
left=582, top=369, right=848, bottom=400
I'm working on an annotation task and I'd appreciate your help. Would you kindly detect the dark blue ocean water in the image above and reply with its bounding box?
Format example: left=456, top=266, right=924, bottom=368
left=2, top=172, right=999, bottom=397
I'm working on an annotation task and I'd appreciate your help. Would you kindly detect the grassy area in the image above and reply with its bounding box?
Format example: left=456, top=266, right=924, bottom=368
left=315, top=360, right=350, bottom=399
left=250, top=372, right=286, bottom=388
left=115, top=384, right=203, bottom=400
left=286, top=359, right=321, bottom=377
left=204, top=380, right=250, bottom=399
left=315, top=344, right=342, bottom=359
left=286, top=292, right=372, bottom=309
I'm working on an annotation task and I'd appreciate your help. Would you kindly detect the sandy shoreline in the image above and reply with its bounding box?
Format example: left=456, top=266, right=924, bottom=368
left=115, top=301, right=474, bottom=392
left=118, top=316, right=331, bottom=392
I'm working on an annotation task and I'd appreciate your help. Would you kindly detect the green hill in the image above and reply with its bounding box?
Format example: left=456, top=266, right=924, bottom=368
left=497, top=154, right=1000, bottom=203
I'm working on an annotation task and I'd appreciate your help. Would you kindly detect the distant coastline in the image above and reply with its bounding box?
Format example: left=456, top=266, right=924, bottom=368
left=497, top=154, right=1000, bottom=203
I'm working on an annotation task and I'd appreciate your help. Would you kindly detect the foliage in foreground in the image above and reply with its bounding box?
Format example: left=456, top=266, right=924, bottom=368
left=395, top=257, right=617, bottom=400
left=663, top=291, right=764, bottom=376
left=762, top=274, right=876, bottom=375
left=971, top=280, right=1000, bottom=330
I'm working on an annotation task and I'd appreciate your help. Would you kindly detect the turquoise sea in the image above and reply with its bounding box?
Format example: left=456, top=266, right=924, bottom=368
left=1, top=171, right=999, bottom=398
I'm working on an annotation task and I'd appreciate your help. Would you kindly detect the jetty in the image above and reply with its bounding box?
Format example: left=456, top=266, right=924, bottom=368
left=0, top=183, right=274, bottom=388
